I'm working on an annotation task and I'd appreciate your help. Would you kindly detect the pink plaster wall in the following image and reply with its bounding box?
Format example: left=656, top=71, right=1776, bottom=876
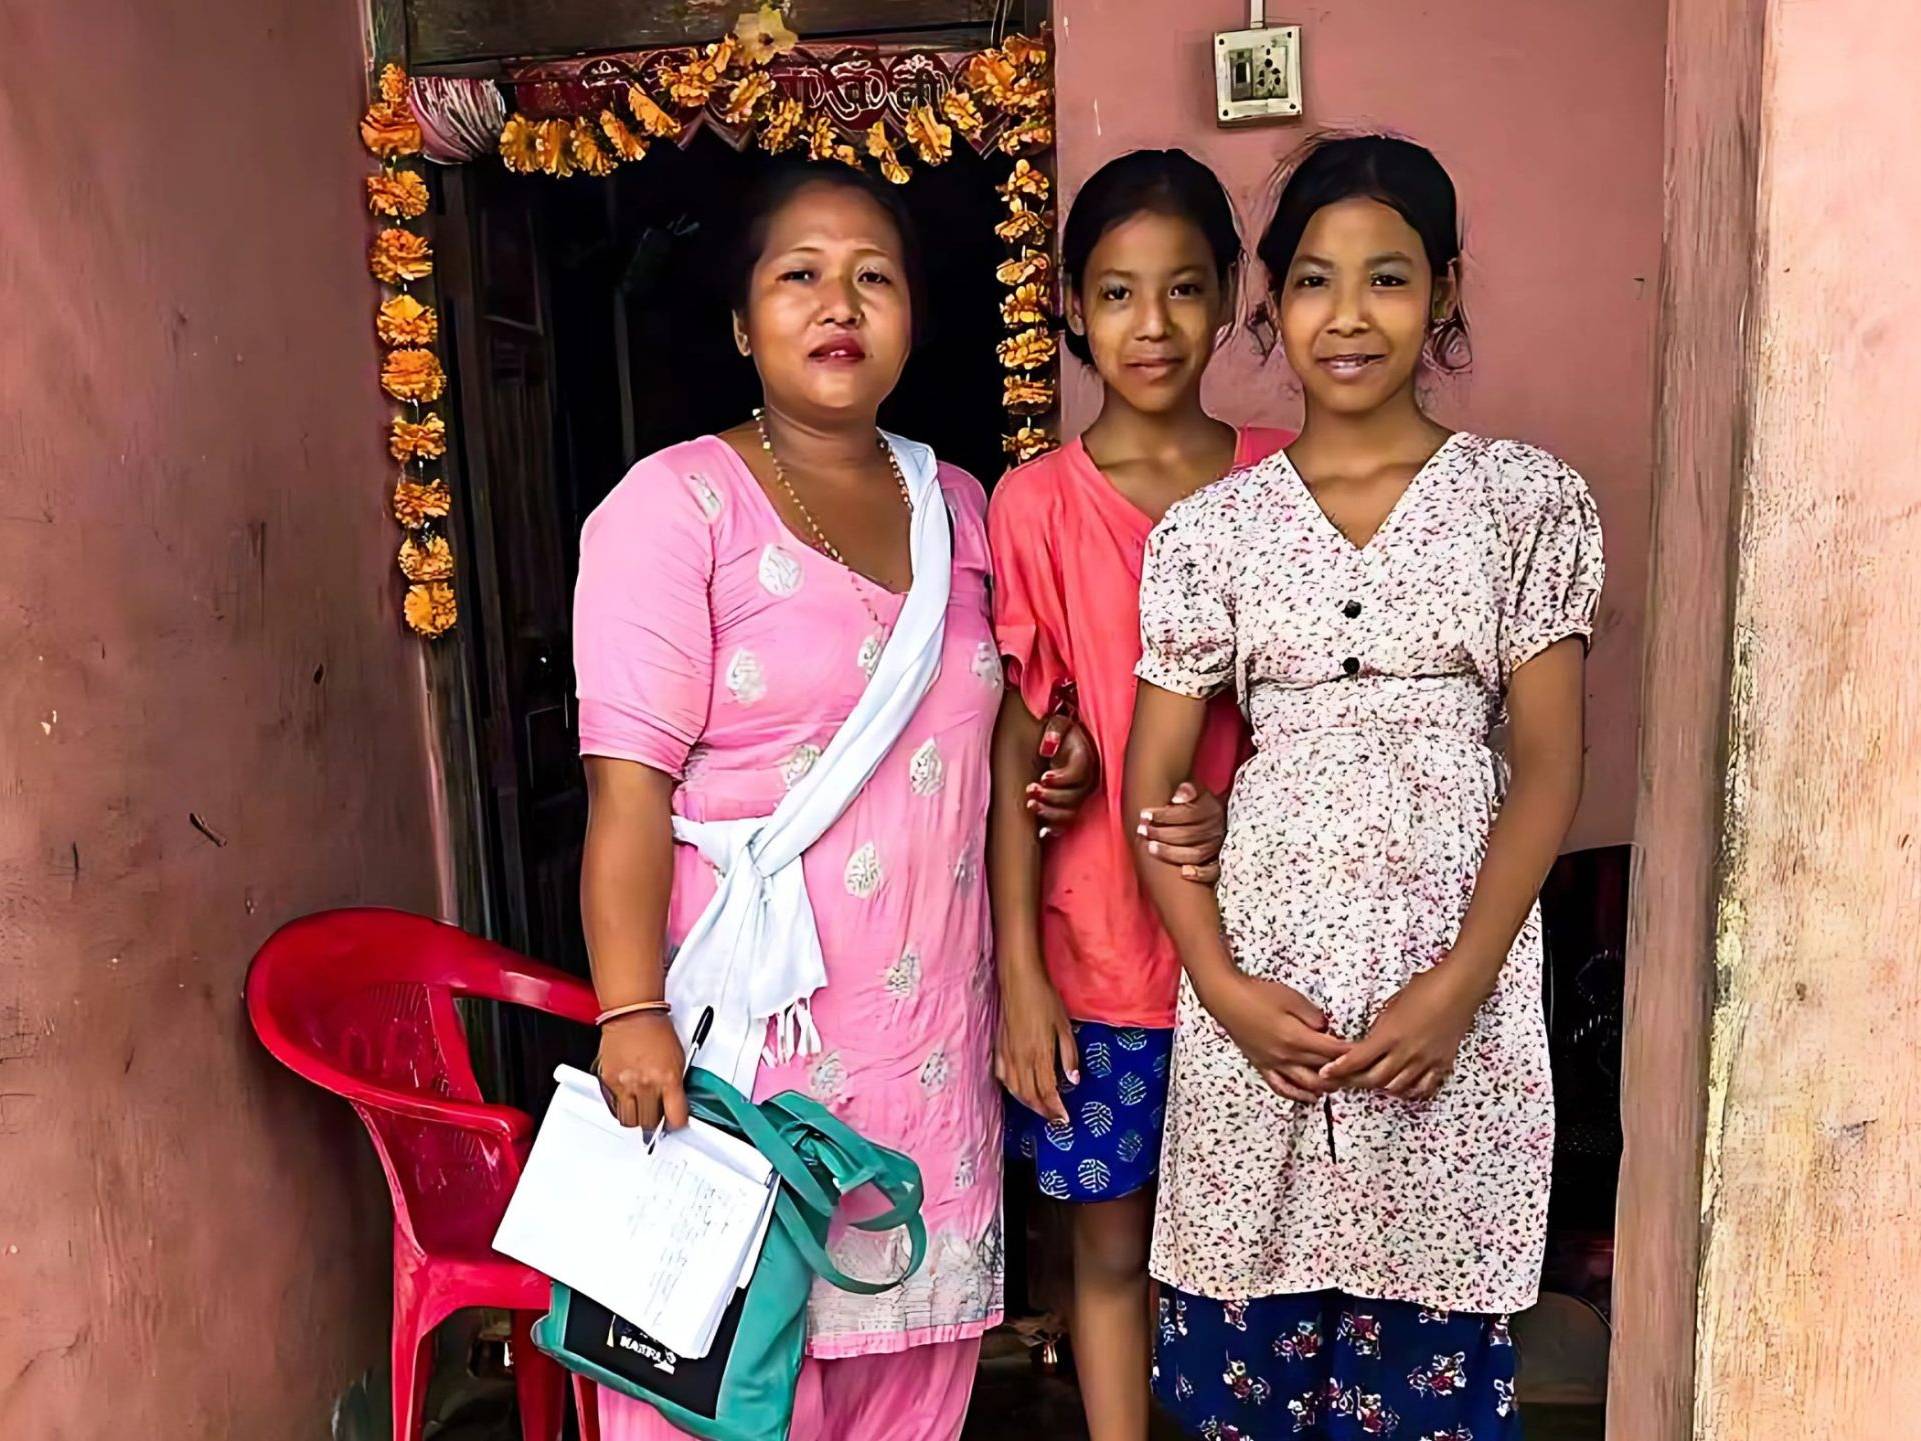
left=0, top=2, right=441, bottom=1435
left=1053, top=0, right=1667, bottom=849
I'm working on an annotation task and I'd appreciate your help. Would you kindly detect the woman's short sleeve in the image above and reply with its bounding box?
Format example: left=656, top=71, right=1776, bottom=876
left=1135, top=497, right=1236, bottom=700
left=1499, top=450, right=1605, bottom=681
left=986, top=476, right=1070, bottom=719
left=573, top=456, right=717, bottom=776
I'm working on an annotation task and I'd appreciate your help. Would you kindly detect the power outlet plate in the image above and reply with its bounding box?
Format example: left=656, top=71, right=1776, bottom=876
left=1214, top=24, right=1302, bottom=125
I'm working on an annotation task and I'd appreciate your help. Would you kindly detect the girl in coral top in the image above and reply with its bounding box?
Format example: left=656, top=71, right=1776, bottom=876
left=987, top=149, right=1289, bottom=1441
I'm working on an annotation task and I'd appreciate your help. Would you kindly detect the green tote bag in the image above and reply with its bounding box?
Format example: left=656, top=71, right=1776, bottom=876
left=531, top=1066, right=927, bottom=1441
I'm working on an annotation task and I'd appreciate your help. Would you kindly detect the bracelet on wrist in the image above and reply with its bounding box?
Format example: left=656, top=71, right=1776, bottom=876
left=596, top=1000, right=671, bottom=1026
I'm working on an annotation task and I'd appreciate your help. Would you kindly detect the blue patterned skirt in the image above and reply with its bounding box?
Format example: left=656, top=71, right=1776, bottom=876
left=1003, top=1020, right=1174, bottom=1202
left=1154, top=1288, right=1520, bottom=1439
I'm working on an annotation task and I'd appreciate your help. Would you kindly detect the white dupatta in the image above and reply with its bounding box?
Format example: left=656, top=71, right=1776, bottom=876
left=665, top=432, right=951, bottom=1091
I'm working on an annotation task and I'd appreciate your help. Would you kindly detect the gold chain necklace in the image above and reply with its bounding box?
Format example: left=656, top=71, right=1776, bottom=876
left=753, top=407, right=911, bottom=637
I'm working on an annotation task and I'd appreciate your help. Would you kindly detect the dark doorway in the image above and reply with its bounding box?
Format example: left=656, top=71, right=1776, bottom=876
left=434, top=132, right=1013, bottom=1107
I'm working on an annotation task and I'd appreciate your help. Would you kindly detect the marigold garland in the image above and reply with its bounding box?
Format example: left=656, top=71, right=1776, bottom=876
left=357, top=29, right=1060, bottom=638
left=364, top=63, right=456, bottom=636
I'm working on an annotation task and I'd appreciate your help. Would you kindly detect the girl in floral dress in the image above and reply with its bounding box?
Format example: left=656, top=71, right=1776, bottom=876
left=989, top=150, right=1285, bottom=1441
left=1125, top=135, right=1603, bottom=1439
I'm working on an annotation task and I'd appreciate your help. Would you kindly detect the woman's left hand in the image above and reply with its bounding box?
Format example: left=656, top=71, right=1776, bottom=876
left=1317, top=961, right=1488, bottom=1101
left=1138, top=782, right=1227, bottom=884
left=1026, top=715, right=1099, bottom=831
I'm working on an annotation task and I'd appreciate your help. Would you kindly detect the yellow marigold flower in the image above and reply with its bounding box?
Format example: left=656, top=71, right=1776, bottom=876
left=600, top=109, right=649, bottom=161
left=393, top=477, right=453, bottom=528
left=370, top=228, right=433, bottom=285
left=389, top=414, right=448, bottom=463
left=399, top=533, right=456, bottom=583
left=905, top=104, right=952, bottom=165
left=499, top=114, right=540, bottom=172
left=376, top=295, right=438, bottom=347
left=997, top=327, right=1057, bottom=371
left=381, top=348, right=446, bottom=403
left=403, top=581, right=458, bottom=637
left=367, top=168, right=431, bottom=219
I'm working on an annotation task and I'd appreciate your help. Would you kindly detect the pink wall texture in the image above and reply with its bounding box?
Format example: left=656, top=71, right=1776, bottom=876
left=0, top=2, right=441, bottom=1434
left=1052, top=0, right=1666, bottom=850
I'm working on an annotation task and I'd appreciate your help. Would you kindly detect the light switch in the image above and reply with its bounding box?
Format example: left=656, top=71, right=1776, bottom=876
left=1214, top=23, right=1302, bottom=126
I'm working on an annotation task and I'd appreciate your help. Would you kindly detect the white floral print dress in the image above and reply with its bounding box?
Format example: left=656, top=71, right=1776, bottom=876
left=1134, top=433, right=1604, bottom=1315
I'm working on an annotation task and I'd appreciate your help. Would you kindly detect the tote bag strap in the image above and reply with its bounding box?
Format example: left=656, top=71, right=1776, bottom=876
left=685, top=1070, right=928, bottom=1296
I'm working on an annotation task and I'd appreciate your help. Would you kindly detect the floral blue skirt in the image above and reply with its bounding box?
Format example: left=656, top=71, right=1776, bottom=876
left=1003, top=1021, right=1173, bottom=1202
left=1154, top=1287, right=1520, bottom=1439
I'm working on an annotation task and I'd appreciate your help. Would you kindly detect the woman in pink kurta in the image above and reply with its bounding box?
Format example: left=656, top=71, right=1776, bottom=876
left=571, top=166, right=1091, bottom=1441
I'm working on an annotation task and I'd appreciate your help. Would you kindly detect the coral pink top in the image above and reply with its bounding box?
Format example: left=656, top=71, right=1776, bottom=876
left=988, top=427, right=1290, bottom=1028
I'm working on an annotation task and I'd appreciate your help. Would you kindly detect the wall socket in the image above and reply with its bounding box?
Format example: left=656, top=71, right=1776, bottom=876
left=1214, top=20, right=1302, bottom=126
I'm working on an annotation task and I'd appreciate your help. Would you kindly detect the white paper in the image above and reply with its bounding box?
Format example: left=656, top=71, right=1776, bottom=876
left=494, top=1065, right=776, bottom=1359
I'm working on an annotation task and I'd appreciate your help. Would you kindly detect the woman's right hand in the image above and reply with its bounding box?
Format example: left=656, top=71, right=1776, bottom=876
left=996, top=963, right=1078, bottom=1125
left=594, top=1013, right=690, bottom=1132
left=1204, top=973, right=1351, bottom=1104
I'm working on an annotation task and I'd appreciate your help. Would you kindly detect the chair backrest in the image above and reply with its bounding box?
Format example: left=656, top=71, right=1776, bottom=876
left=246, top=907, right=595, bottom=1256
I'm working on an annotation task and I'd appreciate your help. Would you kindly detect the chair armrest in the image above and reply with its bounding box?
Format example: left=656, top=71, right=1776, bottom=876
left=451, top=953, right=602, bottom=1027
left=275, top=1044, right=534, bottom=1144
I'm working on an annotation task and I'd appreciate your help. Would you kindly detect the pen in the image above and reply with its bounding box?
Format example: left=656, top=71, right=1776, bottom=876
left=645, top=1005, right=714, bottom=1156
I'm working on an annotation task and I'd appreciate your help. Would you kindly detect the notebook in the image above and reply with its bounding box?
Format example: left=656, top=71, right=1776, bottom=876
left=494, top=1065, right=777, bottom=1359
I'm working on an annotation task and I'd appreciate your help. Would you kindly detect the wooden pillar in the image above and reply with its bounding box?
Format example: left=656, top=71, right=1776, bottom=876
left=1619, top=0, right=1921, bottom=1435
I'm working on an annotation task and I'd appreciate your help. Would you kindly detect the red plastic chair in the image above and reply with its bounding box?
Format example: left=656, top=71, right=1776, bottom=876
left=246, top=907, right=602, bottom=1441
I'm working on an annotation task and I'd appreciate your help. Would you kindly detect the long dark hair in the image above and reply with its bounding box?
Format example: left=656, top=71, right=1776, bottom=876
left=723, top=161, right=928, bottom=344
left=1257, top=133, right=1470, bottom=372
left=1060, top=148, right=1242, bottom=364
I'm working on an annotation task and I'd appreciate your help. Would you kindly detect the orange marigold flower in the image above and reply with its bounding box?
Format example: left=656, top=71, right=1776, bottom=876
left=999, top=158, right=1050, bottom=204
left=499, top=114, right=540, bottom=173
left=534, top=118, right=576, bottom=177
left=382, top=348, right=446, bottom=403
left=735, top=4, right=799, bottom=65
left=1001, top=282, right=1049, bottom=329
left=664, top=37, right=737, bottom=109
left=865, top=123, right=910, bottom=184
left=570, top=118, right=618, bottom=176
left=403, top=581, right=458, bottom=638
left=627, top=84, right=684, bottom=139
left=370, top=227, right=433, bottom=285
left=808, top=115, right=839, bottom=161
left=996, top=249, right=1050, bottom=287
left=393, top=477, right=453, bottom=528
left=1004, top=35, right=1049, bottom=70
left=1004, top=376, right=1056, bottom=414
left=994, top=204, right=1048, bottom=246
left=377, top=294, right=438, bottom=347
left=399, top=533, right=456, bottom=583
left=367, top=168, right=431, bottom=219
left=997, top=326, right=1057, bottom=371
left=361, top=99, right=422, bottom=158
left=964, top=51, right=1020, bottom=99
left=1003, top=425, right=1054, bottom=462
left=389, top=414, right=448, bottom=463
left=759, top=96, right=805, bottom=153
left=722, top=70, right=774, bottom=125
left=942, top=90, right=985, bottom=140
left=378, top=63, right=408, bottom=104
left=600, top=109, right=649, bottom=162
left=999, top=118, right=1054, bottom=155
left=905, top=104, right=952, bottom=165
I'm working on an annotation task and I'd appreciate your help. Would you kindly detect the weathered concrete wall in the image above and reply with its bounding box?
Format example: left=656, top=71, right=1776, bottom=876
left=1684, top=0, right=1921, bottom=1433
left=1610, top=0, right=1767, bottom=1433
left=1053, top=0, right=1667, bottom=851
left=0, top=2, right=441, bottom=1435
